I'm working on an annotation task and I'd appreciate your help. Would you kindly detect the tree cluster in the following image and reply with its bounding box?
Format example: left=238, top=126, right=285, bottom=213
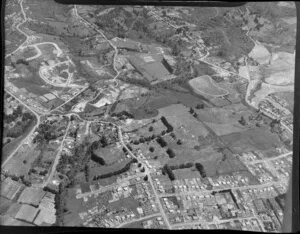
left=166, top=148, right=176, bottom=158
left=169, top=162, right=194, bottom=170
left=195, top=162, right=206, bottom=178
left=91, top=151, right=106, bottom=166
left=156, top=136, right=168, bottom=148
left=93, top=158, right=137, bottom=180
left=160, top=116, right=173, bottom=132
left=162, top=164, right=175, bottom=181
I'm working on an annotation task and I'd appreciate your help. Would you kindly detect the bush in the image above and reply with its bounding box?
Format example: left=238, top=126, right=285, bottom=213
left=166, top=148, right=176, bottom=158
left=156, top=136, right=167, bottom=147
left=195, top=163, right=206, bottom=178
left=160, top=116, right=173, bottom=132
left=162, top=164, right=175, bottom=181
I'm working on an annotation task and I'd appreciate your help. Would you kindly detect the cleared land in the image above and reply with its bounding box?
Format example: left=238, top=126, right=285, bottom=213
left=275, top=91, right=294, bottom=112
left=221, top=127, right=284, bottom=154
left=188, top=75, right=229, bottom=97
left=194, top=103, right=252, bottom=136
left=263, top=52, right=295, bottom=85
left=248, top=44, right=270, bottom=65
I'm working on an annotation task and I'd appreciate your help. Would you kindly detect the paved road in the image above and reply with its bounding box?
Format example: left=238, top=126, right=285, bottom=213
left=117, top=213, right=161, bottom=228
left=117, top=126, right=171, bottom=229
left=76, top=172, right=146, bottom=199
left=158, top=180, right=285, bottom=199
left=42, top=118, right=71, bottom=187
left=2, top=89, right=41, bottom=168
left=246, top=152, right=292, bottom=165
left=171, top=215, right=261, bottom=229
left=6, top=0, right=29, bottom=58
left=74, top=5, right=120, bottom=85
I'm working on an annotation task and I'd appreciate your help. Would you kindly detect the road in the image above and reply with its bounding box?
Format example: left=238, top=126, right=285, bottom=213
left=42, top=118, right=71, bottom=187
left=73, top=5, right=120, bottom=86
left=2, top=89, right=41, bottom=168
left=50, top=86, right=89, bottom=113
left=170, top=216, right=260, bottom=229
left=6, top=0, right=29, bottom=58
left=117, top=126, right=171, bottom=229
left=76, top=172, right=146, bottom=199
left=246, top=151, right=292, bottom=165
left=116, top=213, right=161, bottom=228
left=158, top=180, right=285, bottom=199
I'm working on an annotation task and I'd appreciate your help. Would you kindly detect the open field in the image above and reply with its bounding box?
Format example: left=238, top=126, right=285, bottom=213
left=188, top=75, right=229, bottom=97
left=3, top=144, right=41, bottom=177
left=275, top=91, right=294, bottom=112
left=263, top=52, right=295, bottom=86
left=158, top=104, right=209, bottom=139
left=2, top=119, right=37, bottom=164
left=249, top=44, right=270, bottom=65
left=194, top=103, right=253, bottom=136
left=221, top=127, right=284, bottom=154
left=120, top=87, right=207, bottom=120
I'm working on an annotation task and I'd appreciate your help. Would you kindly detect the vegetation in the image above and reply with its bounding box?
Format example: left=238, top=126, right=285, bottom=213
left=93, top=158, right=137, bottom=180
left=195, top=162, right=206, bottom=178
left=4, top=105, right=35, bottom=139
left=156, top=136, right=168, bottom=147
left=160, top=116, right=174, bottom=132
left=169, top=162, right=194, bottom=170
left=166, top=148, right=176, bottom=158
left=162, top=164, right=175, bottom=181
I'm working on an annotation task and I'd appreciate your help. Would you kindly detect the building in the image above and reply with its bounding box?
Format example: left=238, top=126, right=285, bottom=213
left=128, top=53, right=176, bottom=84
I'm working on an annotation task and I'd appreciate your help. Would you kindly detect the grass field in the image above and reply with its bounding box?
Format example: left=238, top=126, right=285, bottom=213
left=221, top=127, right=284, bottom=154
left=194, top=104, right=253, bottom=136
left=3, top=144, right=41, bottom=177
left=2, top=118, right=37, bottom=165
left=188, top=75, right=229, bottom=97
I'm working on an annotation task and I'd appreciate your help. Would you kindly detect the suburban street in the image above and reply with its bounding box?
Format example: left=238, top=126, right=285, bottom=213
left=116, top=213, right=161, bottom=228
left=117, top=126, right=172, bottom=229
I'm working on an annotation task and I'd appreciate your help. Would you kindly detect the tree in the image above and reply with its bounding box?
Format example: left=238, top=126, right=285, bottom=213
left=195, top=163, right=206, bottom=178
left=162, top=164, right=175, bottom=181
left=149, top=147, right=155, bottom=153
left=196, top=104, right=204, bottom=109
left=239, top=116, right=246, bottom=126
left=149, top=126, right=154, bottom=132
left=156, top=136, right=167, bottom=147
left=166, top=148, right=176, bottom=158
